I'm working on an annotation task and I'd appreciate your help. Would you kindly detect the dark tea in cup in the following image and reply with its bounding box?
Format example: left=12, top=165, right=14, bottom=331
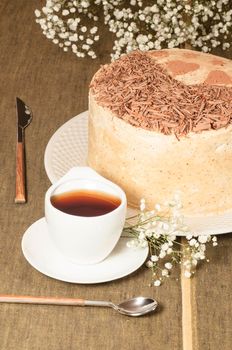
left=50, top=189, right=121, bottom=217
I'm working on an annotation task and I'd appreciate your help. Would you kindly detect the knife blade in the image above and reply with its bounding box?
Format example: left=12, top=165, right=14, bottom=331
left=15, top=97, right=32, bottom=203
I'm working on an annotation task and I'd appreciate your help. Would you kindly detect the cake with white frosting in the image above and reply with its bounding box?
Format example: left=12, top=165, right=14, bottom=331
left=88, top=49, right=232, bottom=216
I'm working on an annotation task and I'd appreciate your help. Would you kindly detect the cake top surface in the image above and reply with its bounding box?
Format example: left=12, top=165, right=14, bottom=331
left=90, top=49, right=232, bottom=137
left=147, top=48, right=232, bottom=86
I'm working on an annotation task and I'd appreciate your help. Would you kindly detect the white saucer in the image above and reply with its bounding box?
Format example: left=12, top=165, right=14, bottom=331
left=44, top=111, right=232, bottom=235
left=21, top=218, right=148, bottom=284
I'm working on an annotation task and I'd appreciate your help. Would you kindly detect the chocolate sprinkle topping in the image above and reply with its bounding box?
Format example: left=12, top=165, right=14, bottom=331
left=90, top=51, right=232, bottom=137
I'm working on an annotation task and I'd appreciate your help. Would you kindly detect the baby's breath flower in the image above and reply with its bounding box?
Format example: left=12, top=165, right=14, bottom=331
left=198, top=235, right=209, bottom=244
left=153, top=232, right=160, bottom=239
left=165, top=262, right=173, bottom=270
left=194, top=252, right=202, bottom=260
left=183, top=259, right=192, bottom=268
left=200, top=244, right=206, bottom=252
left=159, top=251, right=166, bottom=259
left=186, top=234, right=193, bottom=240
left=151, top=255, right=159, bottom=262
left=154, top=280, right=161, bottom=287
left=189, top=238, right=197, bottom=246
left=35, top=9, right=41, bottom=17
left=184, top=270, right=192, bottom=278
left=161, top=243, right=169, bottom=251
left=146, top=260, right=153, bottom=268
left=192, top=259, right=198, bottom=266
left=162, top=269, right=169, bottom=277
left=124, top=195, right=218, bottom=287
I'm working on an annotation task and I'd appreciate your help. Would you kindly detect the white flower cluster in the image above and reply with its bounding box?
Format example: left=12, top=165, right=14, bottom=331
left=104, top=0, right=232, bottom=60
left=124, top=196, right=218, bottom=287
left=182, top=233, right=218, bottom=279
left=35, top=0, right=100, bottom=58
left=35, top=0, right=232, bottom=60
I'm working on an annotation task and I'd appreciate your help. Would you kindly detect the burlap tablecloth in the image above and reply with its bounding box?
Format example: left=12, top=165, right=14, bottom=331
left=0, top=2, right=231, bottom=349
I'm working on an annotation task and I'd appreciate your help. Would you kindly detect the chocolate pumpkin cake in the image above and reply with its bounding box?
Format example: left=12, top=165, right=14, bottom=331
left=88, top=49, right=232, bottom=216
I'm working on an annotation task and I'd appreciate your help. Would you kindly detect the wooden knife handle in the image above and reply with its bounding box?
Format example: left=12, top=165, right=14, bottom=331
left=15, top=142, right=26, bottom=203
left=0, top=295, right=85, bottom=306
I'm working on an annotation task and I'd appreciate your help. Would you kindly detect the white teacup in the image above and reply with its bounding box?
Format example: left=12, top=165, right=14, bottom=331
left=45, top=167, right=127, bottom=265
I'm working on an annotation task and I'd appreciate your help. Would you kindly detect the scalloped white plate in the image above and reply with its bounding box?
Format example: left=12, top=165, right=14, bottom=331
left=44, top=111, right=88, bottom=184
left=44, top=111, right=232, bottom=235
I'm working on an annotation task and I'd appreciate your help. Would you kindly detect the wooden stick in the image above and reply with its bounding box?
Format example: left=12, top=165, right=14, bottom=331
left=181, top=267, right=193, bottom=350
left=15, top=141, right=26, bottom=203
left=181, top=237, right=198, bottom=350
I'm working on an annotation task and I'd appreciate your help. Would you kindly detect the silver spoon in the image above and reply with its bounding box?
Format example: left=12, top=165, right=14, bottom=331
left=0, top=295, right=158, bottom=317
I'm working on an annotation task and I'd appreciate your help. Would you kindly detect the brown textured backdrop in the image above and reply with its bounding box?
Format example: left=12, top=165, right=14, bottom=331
left=0, top=1, right=231, bottom=350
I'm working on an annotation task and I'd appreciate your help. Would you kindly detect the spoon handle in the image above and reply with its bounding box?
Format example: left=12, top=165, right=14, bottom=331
left=0, top=295, right=85, bottom=306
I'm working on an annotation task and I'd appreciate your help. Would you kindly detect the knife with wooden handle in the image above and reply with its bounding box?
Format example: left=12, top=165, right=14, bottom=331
left=15, top=97, right=32, bottom=203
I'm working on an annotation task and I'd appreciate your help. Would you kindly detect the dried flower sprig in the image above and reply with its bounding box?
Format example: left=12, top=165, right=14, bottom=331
left=124, top=197, right=218, bottom=287
left=35, top=0, right=232, bottom=61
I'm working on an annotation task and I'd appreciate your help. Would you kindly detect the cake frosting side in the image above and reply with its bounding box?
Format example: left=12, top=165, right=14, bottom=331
left=88, top=49, right=232, bottom=216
